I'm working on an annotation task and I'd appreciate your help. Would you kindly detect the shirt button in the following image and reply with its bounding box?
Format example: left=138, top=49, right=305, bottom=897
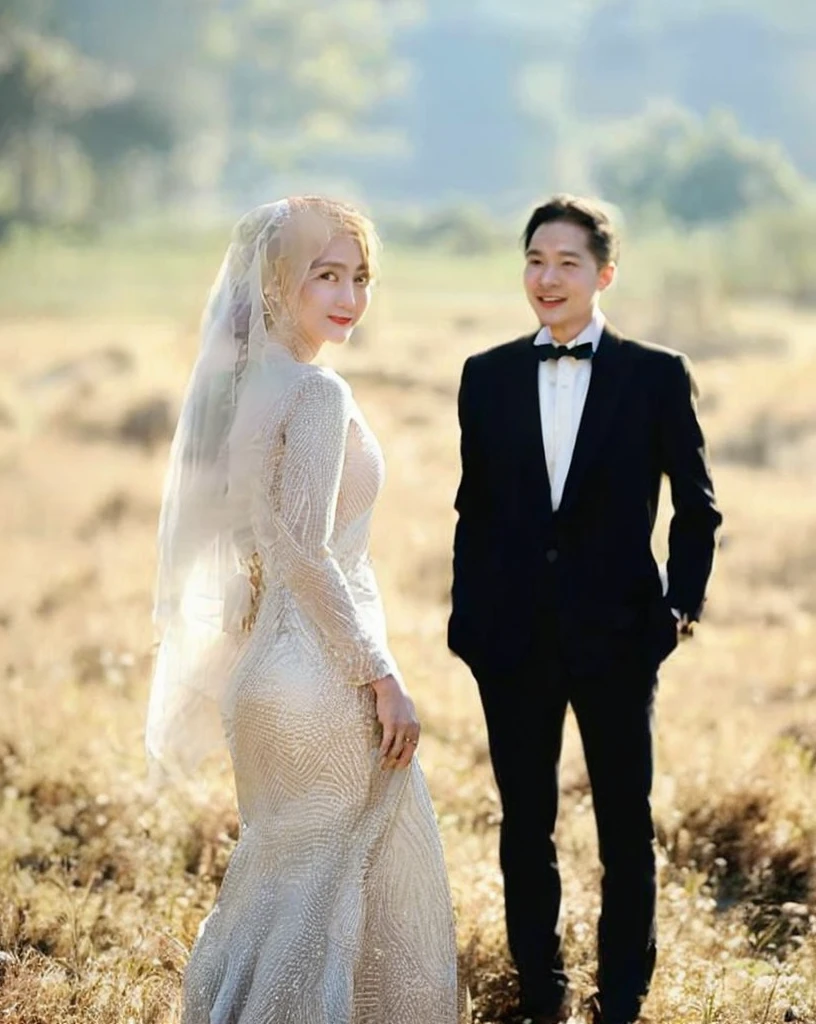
left=546, top=548, right=559, bottom=563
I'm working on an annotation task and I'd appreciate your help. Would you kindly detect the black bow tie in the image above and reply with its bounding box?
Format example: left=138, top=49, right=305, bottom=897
left=537, top=341, right=594, bottom=362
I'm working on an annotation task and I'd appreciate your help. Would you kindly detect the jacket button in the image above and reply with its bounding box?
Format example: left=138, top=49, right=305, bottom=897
left=546, top=548, right=559, bottom=563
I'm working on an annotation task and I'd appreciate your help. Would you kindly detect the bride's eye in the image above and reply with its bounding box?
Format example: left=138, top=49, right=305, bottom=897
left=319, top=271, right=338, bottom=282
left=355, top=274, right=370, bottom=286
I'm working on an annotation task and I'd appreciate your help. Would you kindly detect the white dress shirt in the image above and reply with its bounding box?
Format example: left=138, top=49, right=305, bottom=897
left=534, top=307, right=605, bottom=511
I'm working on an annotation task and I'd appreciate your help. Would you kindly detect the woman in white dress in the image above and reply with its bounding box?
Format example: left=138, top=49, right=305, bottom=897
left=146, top=197, right=466, bottom=1023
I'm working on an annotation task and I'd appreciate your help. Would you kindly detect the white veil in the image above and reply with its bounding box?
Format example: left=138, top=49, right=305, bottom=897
left=146, top=196, right=377, bottom=781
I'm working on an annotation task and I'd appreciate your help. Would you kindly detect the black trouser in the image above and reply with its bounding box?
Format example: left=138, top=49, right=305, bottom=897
left=476, top=644, right=657, bottom=1022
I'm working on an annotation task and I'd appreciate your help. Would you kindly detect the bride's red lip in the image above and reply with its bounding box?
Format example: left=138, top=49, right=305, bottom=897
left=329, top=315, right=353, bottom=324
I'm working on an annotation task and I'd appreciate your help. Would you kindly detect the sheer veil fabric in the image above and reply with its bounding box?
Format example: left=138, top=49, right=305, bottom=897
left=145, top=198, right=468, bottom=1023
left=147, top=197, right=374, bottom=778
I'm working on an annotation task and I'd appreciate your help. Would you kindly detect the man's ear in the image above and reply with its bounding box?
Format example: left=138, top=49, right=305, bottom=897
left=598, top=261, right=617, bottom=292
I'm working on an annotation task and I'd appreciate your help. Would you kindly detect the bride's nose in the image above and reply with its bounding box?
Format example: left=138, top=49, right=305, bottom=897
left=336, top=280, right=356, bottom=311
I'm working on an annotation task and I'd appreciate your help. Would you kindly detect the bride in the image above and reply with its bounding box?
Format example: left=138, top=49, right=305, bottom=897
left=146, top=197, right=466, bottom=1023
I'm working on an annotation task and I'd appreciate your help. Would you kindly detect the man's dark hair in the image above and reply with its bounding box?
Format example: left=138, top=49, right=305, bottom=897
left=522, top=194, right=620, bottom=267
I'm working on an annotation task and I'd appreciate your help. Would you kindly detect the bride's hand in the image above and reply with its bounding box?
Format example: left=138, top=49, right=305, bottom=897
left=371, top=674, right=420, bottom=770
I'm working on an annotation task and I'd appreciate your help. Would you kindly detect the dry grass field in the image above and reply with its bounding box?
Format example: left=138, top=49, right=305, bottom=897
left=0, top=233, right=815, bottom=1023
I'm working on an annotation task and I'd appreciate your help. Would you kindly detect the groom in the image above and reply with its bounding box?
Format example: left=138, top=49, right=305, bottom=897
left=448, top=195, right=721, bottom=1024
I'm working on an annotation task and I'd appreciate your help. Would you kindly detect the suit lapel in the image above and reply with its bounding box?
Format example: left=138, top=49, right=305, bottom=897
left=508, top=335, right=553, bottom=524
left=557, top=326, right=630, bottom=516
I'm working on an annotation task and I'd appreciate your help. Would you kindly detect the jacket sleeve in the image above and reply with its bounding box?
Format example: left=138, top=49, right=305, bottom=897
left=449, top=357, right=490, bottom=647
left=660, top=354, right=723, bottom=620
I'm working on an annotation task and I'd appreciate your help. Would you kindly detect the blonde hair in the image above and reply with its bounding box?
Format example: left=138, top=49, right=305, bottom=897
left=255, top=196, right=379, bottom=338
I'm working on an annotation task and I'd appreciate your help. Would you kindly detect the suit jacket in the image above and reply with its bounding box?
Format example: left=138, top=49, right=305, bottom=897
left=448, top=325, right=722, bottom=679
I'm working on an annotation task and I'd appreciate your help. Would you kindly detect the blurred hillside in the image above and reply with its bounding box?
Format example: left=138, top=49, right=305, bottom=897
left=2, top=0, right=815, bottom=220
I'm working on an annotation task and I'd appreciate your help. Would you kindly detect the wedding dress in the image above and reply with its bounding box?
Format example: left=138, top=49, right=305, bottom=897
left=147, top=199, right=466, bottom=1023
left=182, top=354, right=462, bottom=1023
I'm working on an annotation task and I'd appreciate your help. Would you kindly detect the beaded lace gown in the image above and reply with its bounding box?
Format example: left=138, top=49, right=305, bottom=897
left=181, top=346, right=463, bottom=1024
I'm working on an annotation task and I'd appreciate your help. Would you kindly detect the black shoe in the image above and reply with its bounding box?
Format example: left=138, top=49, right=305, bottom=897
left=521, top=1010, right=572, bottom=1024
left=583, top=991, right=647, bottom=1024
left=520, top=991, right=573, bottom=1024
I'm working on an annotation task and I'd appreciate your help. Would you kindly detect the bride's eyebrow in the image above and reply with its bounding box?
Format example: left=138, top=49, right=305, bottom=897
left=310, top=260, right=368, bottom=273
left=310, top=259, right=346, bottom=271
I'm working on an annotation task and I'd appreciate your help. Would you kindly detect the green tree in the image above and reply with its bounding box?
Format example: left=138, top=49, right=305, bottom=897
left=16, top=0, right=420, bottom=206
left=593, top=104, right=806, bottom=226
left=206, top=0, right=416, bottom=198
left=69, top=97, right=175, bottom=220
left=0, top=29, right=98, bottom=224
left=0, top=26, right=175, bottom=228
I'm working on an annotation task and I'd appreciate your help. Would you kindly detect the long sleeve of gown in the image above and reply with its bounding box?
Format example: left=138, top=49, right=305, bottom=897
left=265, top=370, right=397, bottom=686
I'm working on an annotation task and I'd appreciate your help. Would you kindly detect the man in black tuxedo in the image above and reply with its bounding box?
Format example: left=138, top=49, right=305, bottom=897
left=448, top=195, right=721, bottom=1024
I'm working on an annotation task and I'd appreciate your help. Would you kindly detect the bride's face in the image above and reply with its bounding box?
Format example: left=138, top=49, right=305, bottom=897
left=298, top=233, right=371, bottom=348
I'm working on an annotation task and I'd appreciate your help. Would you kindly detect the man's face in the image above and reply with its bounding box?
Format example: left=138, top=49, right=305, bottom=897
left=523, top=220, right=615, bottom=342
